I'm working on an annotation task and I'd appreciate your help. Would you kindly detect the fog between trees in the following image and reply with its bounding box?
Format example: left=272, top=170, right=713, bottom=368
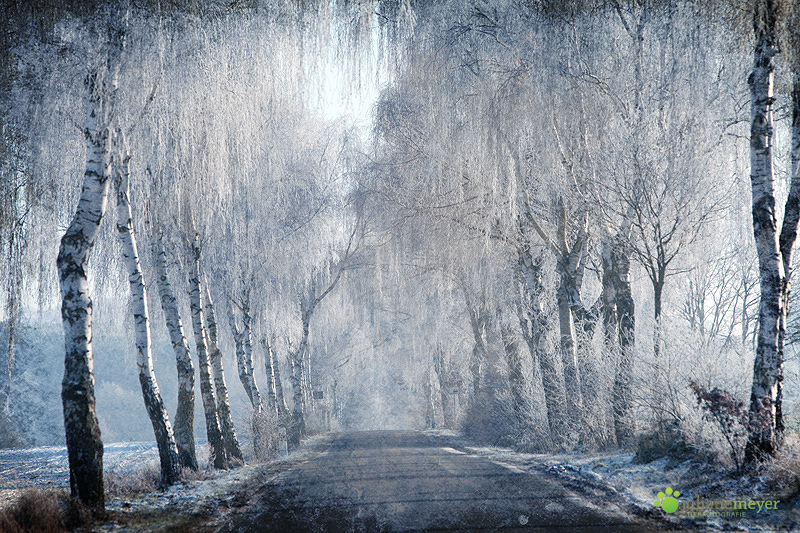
left=0, top=0, right=799, bottom=517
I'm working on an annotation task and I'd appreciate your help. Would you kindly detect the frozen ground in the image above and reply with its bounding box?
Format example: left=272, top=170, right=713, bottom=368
left=0, top=440, right=190, bottom=509
left=1, top=432, right=798, bottom=531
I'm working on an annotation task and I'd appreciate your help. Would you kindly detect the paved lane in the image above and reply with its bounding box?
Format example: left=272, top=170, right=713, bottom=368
left=221, top=431, right=664, bottom=532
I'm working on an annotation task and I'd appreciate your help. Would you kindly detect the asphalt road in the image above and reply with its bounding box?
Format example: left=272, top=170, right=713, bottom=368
left=220, top=431, right=665, bottom=532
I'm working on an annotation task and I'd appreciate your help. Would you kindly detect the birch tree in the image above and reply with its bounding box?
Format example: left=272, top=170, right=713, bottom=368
left=56, top=23, right=123, bottom=516
left=228, top=293, right=269, bottom=459
left=153, top=234, right=197, bottom=470
left=745, top=0, right=800, bottom=464
left=203, top=282, right=244, bottom=463
left=113, top=131, right=181, bottom=486
left=263, top=336, right=289, bottom=420
left=288, top=220, right=360, bottom=447
left=745, top=0, right=782, bottom=463
left=188, top=234, right=226, bottom=469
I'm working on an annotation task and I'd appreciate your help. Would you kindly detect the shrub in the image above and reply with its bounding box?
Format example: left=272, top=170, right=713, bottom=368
left=634, top=419, right=696, bottom=464
left=689, top=381, right=747, bottom=474
left=105, top=460, right=160, bottom=497
left=763, top=431, right=800, bottom=495
left=0, top=489, right=68, bottom=533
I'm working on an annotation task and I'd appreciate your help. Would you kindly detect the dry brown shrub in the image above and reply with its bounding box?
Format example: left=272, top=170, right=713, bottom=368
left=0, top=489, right=67, bottom=533
left=104, top=460, right=160, bottom=497
left=763, top=432, right=800, bottom=495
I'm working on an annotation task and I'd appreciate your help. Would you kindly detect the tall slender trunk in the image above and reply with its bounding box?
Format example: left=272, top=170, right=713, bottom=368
left=611, top=241, right=636, bottom=446
left=601, top=243, right=618, bottom=350
left=188, top=235, right=226, bottom=469
left=2, top=288, right=17, bottom=414
left=498, top=310, right=527, bottom=422
left=745, top=0, right=783, bottom=464
left=463, top=287, right=489, bottom=398
left=304, top=343, right=313, bottom=413
left=288, top=309, right=310, bottom=447
left=261, top=337, right=279, bottom=413
left=779, top=40, right=800, bottom=441
left=229, top=304, right=262, bottom=410
left=57, top=66, right=110, bottom=517
left=652, top=270, right=665, bottom=358
left=556, top=282, right=582, bottom=411
left=516, top=249, right=567, bottom=446
left=288, top=344, right=305, bottom=448
left=424, top=370, right=435, bottom=429
left=230, top=323, right=250, bottom=403
left=229, top=302, right=267, bottom=459
left=114, top=139, right=180, bottom=486
left=203, top=284, right=244, bottom=463
left=432, top=346, right=451, bottom=428
left=269, top=340, right=289, bottom=420
left=241, top=307, right=262, bottom=409
left=154, top=235, right=197, bottom=470
left=552, top=200, right=587, bottom=418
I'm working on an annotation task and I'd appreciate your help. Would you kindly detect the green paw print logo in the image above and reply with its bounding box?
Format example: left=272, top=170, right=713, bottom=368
left=654, top=487, right=681, bottom=513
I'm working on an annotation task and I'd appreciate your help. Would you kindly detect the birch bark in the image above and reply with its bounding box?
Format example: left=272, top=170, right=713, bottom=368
left=745, top=0, right=783, bottom=463
left=516, top=248, right=568, bottom=445
left=203, top=284, right=244, bottom=463
left=288, top=341, right=305, bottom=448
left=498, top=309, right=527, bottom=423
left=241, top=307, right=263, bottom=409
left=188, top=235, right=226, bottom=469
left=267, top=338, right=290, bottom=420
left=432, top=346, right=452, bottom=428
left=154, top=235, right=197, bottom=470
left=609, top=236, right=636, bottom=446
left=424, top=370, right=435, bottom=429
left=113, top=137, right=181, bottom=486
left=229, top=301, right=267, bottom=458
left=464, top=291, right=489, bottom=398
left=229, top=310, right=261, bottom=409
left=261, top=337, right=278, bottom=412
left=57, top=66, right=110, bottom=517
left=552, top=204, right=585, bottom=414
left=780, top=33, right=800, bottom=442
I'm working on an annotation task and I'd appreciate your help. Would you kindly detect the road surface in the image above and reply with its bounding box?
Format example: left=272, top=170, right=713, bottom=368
left=220, top=431, right=665, bottom=532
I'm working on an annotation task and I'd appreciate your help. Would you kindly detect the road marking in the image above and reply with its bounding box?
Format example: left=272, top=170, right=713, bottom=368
left=490, top=460, right=526, bottom=474
left=545, top=501, right=565, bottom=513
left=440, top=447, right=466, bottom=455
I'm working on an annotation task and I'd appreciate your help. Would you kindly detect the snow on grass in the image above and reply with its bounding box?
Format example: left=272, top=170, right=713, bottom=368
left=0, top=434, right=331, bottom=530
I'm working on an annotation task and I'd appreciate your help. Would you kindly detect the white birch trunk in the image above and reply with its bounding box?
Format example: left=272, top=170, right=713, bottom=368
left=267, top=339, right=290, bottom=420
left=609, top=237, right=636, bottom=446
left=516, top=249, right=567, bottom=446
left=778, top=47, right=800, bottom=439
left=555, top=205, right=584, bottom=420
left=113, top=140, right=181, bottom=486
left=745, top=0, right=783, bottom=464
left=424, top=370, right=435, bottom=429
left=498, top=309, right=527, bottom=423
left=203, top=284, right=244, bottom=463
left=57, top=67, right=110, bottom=517
left=288, top=333, right=306, bottom=448
left=261, top=337, right=278, bottom=413
left=154, top=235, right=197, bottom=470
left=188, top=236, right=227, bottom=469
left=229, top=303, right=263, bottom=410
left=230, top=319, right=251, bottom=404
left=432, top=346, right=452, bottom=429
left=229, top=304, right=268, bottom=459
